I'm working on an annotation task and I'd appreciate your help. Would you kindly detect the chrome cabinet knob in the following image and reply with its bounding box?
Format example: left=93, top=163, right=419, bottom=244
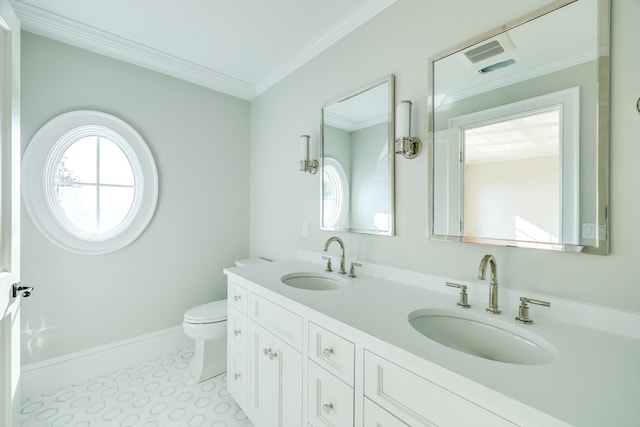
left=234, top=329, right=241, bottom=336
left=322, top=347, right=334, bottom=358
left=233, top=294, right=241, bottom=301
left=263, top=348, right=277, bottom=360
left=322, top=403, right=333, bottom=414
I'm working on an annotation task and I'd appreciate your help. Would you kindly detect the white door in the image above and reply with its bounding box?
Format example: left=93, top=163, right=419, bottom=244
left=433, top=128, right=462, bottom=236
left=0, top=1, right=21, bottom=426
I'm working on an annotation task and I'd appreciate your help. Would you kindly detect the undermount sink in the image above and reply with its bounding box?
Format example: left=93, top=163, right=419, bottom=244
left=409, top=309, right=558, bottom=365
left=281, top=272, right=346, bottom=291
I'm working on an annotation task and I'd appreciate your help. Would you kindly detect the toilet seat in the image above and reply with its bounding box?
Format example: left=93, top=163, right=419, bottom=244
left=184, top=300, right=227, bottom=324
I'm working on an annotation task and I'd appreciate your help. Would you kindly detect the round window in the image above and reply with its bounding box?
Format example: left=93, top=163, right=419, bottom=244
left=23, top=111, right=158, bottom=254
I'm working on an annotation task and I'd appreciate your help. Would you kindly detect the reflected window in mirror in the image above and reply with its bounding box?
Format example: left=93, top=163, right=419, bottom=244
left=428, top=0, right=610, bottom=254
left=321, top=75, right=395, bottom=235
left=322, top=157, right=349, bottom=229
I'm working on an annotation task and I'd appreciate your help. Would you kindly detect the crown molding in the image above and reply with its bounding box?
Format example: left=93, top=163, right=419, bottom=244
left=12, top=0, right=396, bottom=101
left=12, top=0, right=256, bottom=100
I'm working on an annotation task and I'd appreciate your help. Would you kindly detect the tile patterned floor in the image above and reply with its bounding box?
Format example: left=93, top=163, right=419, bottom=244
left=20, top=348, right=252, bottom=427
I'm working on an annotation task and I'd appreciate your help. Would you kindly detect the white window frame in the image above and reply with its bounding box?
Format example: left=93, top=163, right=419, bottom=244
left=322, top=157, right=349, bottom=229
left=22, top=110, right=158, bottom=254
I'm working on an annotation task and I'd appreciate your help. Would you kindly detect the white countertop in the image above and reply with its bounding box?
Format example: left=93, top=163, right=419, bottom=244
left=224, top=258, right=640, bottom=427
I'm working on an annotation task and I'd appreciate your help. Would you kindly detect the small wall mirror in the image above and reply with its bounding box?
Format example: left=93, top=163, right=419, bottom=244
left=428, top=0, right=610, bottom=254
left=321, top=76, right=395, bottom=235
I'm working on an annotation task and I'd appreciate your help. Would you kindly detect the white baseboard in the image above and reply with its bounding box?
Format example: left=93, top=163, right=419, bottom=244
left=21, top=325, right=192, bottom=400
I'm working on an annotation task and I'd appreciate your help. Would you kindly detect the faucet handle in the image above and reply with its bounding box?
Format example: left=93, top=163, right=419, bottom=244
left=348, top=262, right=362, bottom=278
left=322, top=256, right=333, bottom=272
left=516, top=297, right=550, bottom=324
left=446, top=282, right=471, bottom=308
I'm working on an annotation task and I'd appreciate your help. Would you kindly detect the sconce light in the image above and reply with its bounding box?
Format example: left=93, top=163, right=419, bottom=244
left=299, top=134, right=318, bottom=174
left=395, top=100, right=422, bottom=159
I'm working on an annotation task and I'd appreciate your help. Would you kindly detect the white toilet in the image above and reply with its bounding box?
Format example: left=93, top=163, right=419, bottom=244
left=183, top=258, right=269, bottom=382
left=182, top=299, right=227, bottom=382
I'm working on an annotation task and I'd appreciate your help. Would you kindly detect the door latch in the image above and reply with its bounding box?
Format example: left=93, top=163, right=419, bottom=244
left=12, top=283, right=34, bottom=298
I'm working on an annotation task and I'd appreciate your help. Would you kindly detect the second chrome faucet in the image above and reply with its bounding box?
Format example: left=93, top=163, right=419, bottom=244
left=478, top=254, right=501, bottom=314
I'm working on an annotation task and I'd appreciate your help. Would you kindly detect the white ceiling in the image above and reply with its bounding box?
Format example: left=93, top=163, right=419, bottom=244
left=11, top=0, right=396, bottom=100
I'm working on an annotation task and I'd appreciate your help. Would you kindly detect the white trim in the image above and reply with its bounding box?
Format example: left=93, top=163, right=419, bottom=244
left=322, top=157, right=349, bottom=229
left=21, top=325, right=191, bottom=400
left=11, top=0, right=256, bottom=100
left=12, top=0, right=396, bottom=100
left=296, top=249, right=640, bottom=340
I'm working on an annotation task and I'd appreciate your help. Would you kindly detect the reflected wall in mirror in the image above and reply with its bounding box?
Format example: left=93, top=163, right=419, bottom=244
left=321, top=76, right=395, bottom=235
left=429, top=0, right=610, bottom=254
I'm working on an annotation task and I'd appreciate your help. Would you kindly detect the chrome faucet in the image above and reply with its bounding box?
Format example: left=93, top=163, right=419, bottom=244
left=478, top=254, right=501, bottom=314
left=323, top=236, right=347, bottom=274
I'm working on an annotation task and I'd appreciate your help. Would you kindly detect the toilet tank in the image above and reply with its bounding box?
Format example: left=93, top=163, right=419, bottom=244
left=234, top=257, right=270, bottom=267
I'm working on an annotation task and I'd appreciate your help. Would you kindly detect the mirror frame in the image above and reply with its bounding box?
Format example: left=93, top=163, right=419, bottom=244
left=321, top=75, right=396, bottom=236
left=427, top=0, right=610, bottom=254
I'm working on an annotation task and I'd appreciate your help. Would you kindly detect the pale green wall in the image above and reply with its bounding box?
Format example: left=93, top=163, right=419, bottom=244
left=250, top=0, right=640, bottom=311
left=21, top=32, right=251, bottom=364
left=351, top=123, right=390, bottom=231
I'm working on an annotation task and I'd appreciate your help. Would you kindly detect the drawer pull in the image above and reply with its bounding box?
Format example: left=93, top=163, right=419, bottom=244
left=322, top=403, right=333, bottom=414
left=233, top=373, right=241, bottom=380
left=263, top=348, right=277, bottom=360
left=322, top=347, right=334, bottom=358
left=234, top=294, right=241, bottom=301
left=234, top=329, right=242, bottom=336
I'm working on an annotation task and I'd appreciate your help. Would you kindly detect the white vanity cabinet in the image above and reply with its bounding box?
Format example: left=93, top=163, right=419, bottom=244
left=225, top=269, right=571, bottom=427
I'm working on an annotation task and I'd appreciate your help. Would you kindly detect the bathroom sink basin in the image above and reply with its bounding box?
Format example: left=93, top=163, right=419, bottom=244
left=281, top=272, right=346, bottom=291
left=408, top=309, right=557, bottom=365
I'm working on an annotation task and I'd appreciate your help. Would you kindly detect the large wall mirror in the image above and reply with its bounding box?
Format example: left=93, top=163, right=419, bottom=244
left=321, top=75, right=395, bottom=235
left=428, top=0, right=610, bottom=254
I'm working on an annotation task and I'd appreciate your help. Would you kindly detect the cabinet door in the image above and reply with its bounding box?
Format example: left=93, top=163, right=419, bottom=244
left=308, top=361, right=354, bottom=427
left=250, top=323, right=302, bottom=427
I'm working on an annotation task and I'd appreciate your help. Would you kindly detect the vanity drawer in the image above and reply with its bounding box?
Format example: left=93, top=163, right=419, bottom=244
left=250, top=293, right=303, bottom=351
left=227, top=306, right=248, bottom=354
left=363, top=397, right=410, bottom=427
left=227, top=351, right=248, bottom=410
left=309, top=322, right=355, bottom=386
left=228, top=280, right=248, bottom=314
left=364, top=351, right=516, bottom=427
left=308, top=361, right=354, bottom=427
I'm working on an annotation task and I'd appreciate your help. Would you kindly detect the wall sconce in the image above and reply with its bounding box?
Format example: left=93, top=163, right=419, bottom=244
left=395, top=100, right=422, bottom=159
left=299, top=134, right=318, bottom=174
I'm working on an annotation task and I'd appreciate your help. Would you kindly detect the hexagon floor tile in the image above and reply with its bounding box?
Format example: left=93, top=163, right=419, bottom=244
left=20, top=348, right=252, bottom=427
